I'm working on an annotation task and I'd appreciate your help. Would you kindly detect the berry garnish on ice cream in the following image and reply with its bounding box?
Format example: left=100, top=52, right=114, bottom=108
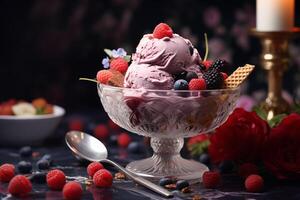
left=80, top=23, right=254, bottom=91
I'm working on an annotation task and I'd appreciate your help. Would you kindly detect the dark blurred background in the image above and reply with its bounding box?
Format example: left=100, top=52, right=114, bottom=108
left=1, top=0, right=300, bottom=111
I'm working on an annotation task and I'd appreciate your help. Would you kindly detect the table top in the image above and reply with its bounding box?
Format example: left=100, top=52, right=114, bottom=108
left=1, top=113, right=300, bottom=200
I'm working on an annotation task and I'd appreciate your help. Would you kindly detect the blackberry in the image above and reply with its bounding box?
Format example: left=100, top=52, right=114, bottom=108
left=203, top=68, right=224, bottom=89
left=211, top=59, right=228, bottom=71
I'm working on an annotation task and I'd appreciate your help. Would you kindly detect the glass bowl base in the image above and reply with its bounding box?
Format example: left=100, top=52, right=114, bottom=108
left=126, top=155, right=209, bottom=182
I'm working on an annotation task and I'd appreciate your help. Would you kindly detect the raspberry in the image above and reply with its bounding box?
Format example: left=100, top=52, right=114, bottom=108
left=63, top=181, right=83, bottom=200
left=87, top=162, right=104, bottom=178
left=94, top=124, right=109, bottom=140
left=110, top=58, right=128, bottom=74
left=203, top=68, right=224, bottom=89
left=238, top=163, right=259, bottom=179
left=0, top=104, right=13, bottom=115
left=202, top=60, right=213, bottom=70
left=46, top=169, right=66, bottom=190
left=96, top=70, right=113, bottom=84
left=69, top=119, right=84, bottom=131
left=117, top=132, right=131, bottom=148
left=108, top=119, right=120, bottom=131
left=8, top=175, right=32, bottom=197
left=0, top=163, right=15, bottom=182
left=93, top=169, right=113, bottom=188
left=221, top=72, right=228, bottom=80
left=202, top=171, right=221, bottom=189
left=245, top=175, right=264, bottom=192
left=153, top=23, right=173, bottom=39
left=189, top=78, right=206, bottom=90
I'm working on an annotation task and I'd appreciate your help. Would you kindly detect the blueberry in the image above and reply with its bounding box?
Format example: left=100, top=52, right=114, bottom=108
left=37, top=159, right=50, bottom=170
left=109, top=135, right=118, bottom=146
left=19, top=146, right=32, bottom=157
left=127, top=142, right=143, bottom=154
left=185, top=72, right=198, bottom=82
left=41, top=154, right=52, bottom=165
left=31, top=172, right=46, bottom=184
left=17, top=161, right=32, bottom=174
left=219, top=160, right=235, bottom=174
left=159, top=178, right=175, bottom=186
left=198, top=153, right=210, bottom=165
left=174, top=79, right=189, bottom=90
left=176, top=180, right=189, bottom=190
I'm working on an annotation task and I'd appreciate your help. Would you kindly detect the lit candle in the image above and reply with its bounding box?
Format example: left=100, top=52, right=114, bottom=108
left=256, top=0, right=294, bottom=31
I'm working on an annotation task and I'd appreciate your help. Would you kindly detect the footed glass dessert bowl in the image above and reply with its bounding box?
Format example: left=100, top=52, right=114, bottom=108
left=98, top=84, right=240, bottom=181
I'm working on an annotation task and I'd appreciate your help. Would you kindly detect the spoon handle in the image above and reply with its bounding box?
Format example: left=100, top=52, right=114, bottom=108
left=102, top=159, right=173, bottom=198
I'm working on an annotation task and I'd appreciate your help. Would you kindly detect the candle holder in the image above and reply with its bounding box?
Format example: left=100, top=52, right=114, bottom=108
left=251, top=28, right=300, bottom=120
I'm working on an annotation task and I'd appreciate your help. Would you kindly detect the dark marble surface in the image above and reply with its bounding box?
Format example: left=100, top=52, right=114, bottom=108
left=1, top=144, right=300, bottom=200
left=1, top=112, right=300, bottom=200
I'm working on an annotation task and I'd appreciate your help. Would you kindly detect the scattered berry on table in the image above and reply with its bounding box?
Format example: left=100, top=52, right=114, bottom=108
left=174, top=79, right=189, bottom=90
left=87, top=162, right=104, bottom=178
left=185, top=72, right=198, bottom=83
left=94, top=124, right=109, bottom=140
left=19, top=146, right=32, bottom=157
left=238, top=163, right=259, bottom=179
left=30, top=172, right=47, bottom=184
left=0, top=163, right=15, bottom=182
left=203, top=68, right=224, bottom=89
left=202, top=171, right=221, bottom=189
left=63, top=181, right=83, bottom=200
left=189, top=78, right=206, bottom=90
left=198, top=153, right=210, bottom=165
left=41, top=154, right=53, bottom=165
left=219, top=160, right=235, bottom=174
left=245, top=174, right=264, bottom=192
left=176, top=180, right=189, bottom=190
left=96, top=70, right=113, bottom=84
left=127, top=142, right=143, bottom=154
left=117, top=132, right=132, bottom=148
left=110, top=58, right=129, bottom=74
left=37, top=159, right=50, bottom=170
left=46, top=169, right=66, bottom=190
left=17, top=161, right=32, bottom=174
left=8, top=175, right=32, bottom=197
left=221, top=72, right=228, bottom=80
left=211, top=59, right=228, bottom=71
left=93, top=169, right=113, bottom=188
left=109, top=135, right=118, bottom=146
left=69, top=119, right=84, bottom=131
left=153, top=23, right=173, bottom=39
left=159, top=177, right=175, bottom=186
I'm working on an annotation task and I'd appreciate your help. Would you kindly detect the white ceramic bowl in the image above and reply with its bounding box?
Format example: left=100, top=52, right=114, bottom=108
left=0, top=105, right=65, bottom=146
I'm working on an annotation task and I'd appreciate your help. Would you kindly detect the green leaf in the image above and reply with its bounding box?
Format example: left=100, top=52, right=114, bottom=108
left=190, top=140, right=210, bottom=156
left=253, top=106, right=267, bottom=121
left=36, top=107, right=45, bottom=115
left=291, top=103, right=300, bottom=114
left=268, top=114, right=287, bottom=128
left=104, top=49, right=113, bottom=57
left=124, top=55, right=131, bottom=62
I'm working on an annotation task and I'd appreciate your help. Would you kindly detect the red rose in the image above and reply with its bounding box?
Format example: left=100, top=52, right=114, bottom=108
left=208, top=108, right=269, bottom=164
left=263, top=113, right=300, bottom=180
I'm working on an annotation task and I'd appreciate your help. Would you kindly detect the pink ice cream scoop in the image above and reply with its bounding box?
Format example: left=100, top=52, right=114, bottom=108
left=124, top=27, right=202, bottom=90
left=124, top=63, right=174, bottom=90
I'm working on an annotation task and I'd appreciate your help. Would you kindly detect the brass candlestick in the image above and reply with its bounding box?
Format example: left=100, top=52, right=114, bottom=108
left=251, top=28, right=300, bottom=120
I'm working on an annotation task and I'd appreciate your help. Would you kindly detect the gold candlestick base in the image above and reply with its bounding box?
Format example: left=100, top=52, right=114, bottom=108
left=251, top=28, right=300, bottom=120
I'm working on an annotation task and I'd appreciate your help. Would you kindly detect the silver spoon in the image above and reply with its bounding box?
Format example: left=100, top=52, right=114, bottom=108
left=65, top=131, right=173, bottom=198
